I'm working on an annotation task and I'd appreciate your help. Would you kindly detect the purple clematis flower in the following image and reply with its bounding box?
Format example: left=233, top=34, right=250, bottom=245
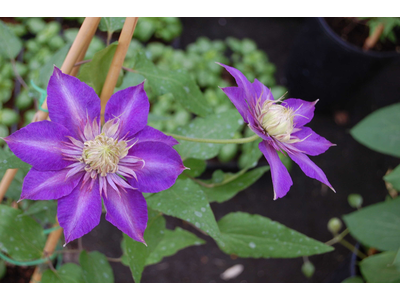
left=4, top=67, right=185, bottom=245
left=218, top=63, right=335, bottom=200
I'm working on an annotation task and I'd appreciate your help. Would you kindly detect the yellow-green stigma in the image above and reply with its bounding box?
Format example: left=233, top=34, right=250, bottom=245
left=261, top=100, right=295, bottom=143
left=81, top=133, right=129, bottom=177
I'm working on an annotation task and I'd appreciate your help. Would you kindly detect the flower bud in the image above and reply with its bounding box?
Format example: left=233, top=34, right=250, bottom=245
left=327, top=218, right=342, bottom=235
left=301, top=261, right=315, bottom=278
left=348, top=194, right=363, bottom=209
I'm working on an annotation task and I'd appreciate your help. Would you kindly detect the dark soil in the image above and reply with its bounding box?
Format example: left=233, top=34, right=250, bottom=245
left=325, top=17, right=400, bottom=52
left=1, top=265, right=34, bottom=283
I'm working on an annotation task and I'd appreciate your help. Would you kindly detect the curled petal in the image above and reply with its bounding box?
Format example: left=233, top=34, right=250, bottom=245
left=4, top=121, right=72, bottom=171
left=259, top=140, right=293, bottom=200
left=220, top=86, right=249, bottom=121
left=127, top=141, right=186, bottom=193
left=104, top=83, right=149, bottom=139
left=47, top=67, right=101, bottom=139
left=21, top=168, right=83, bottom=201
left=58, top=179, right=102, bottom=245
left=293, top=127, right=335, bottom=156
left=103, top=187, right=148, bottom=244
left=282, top=98, right=317, bottom=128
left=134, top=126, right=178, bottom=147
left=252, top=78, right=274, bottom=105
left=288, top=151, right=335, bottom=192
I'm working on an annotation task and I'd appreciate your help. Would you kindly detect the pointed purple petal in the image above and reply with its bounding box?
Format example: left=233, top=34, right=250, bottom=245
left=4, top=120, right=72, bottom=171
left=288, top=151, right=335, bottom=192
left=103, top=187, right=147, bottom=244
left=293, top=127, right=335, bottom=156
left=220, top=86, right=249, bottom=121
left=21, top=168, right=83, bottom=201
left=47, top=67, right=101, bottom=139
left=259, top=140, right=293, bottom=200
left=218, top=63, right=254, bottom=101
left=104, top=83, right=149, bottom=139
left=58, top=179, right=102, bottom=245
left=252, top=78, right=274, bottom=104
left=134, top=125, right=178, bottom=147
left=127, top=141, right=185, bottom=193
left=282, top=98, right=317, bottom=127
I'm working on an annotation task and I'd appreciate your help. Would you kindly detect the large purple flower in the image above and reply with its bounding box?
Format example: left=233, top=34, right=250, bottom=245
left=4, top=67, right=185, bottom=244
left=219, top=63, right=335, bottom=200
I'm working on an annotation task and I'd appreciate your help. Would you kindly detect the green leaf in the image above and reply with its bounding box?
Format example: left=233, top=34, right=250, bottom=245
left=79, top=250, right=114, bottom=283
left=197, top=166, right=270, bottom=203
left=180, top=158, right=207, bottom=178
left=99, top=18, right=125, bottom=34
left=22, top=200, right=57, bottom=226
left=147, top=178, right=221, bottom=239
left=174, top=109, right=243, bottom=160
left=0, top=259, right=6, bottom=280
left=145, top=227, right=205, bottom=266
left=116, top=71, right=145, bottom=92
left=343, top=197, right=400, bottom=251
left=350, top=103, right=400, bottom=157
left=384, top=164, right=400, bottom=191
left=0, top=20, right=22, bottom=59
left=78, top=43, right=118, bottom=95
left=238, top=127, right=263, bottom=169
left=360, top=251, right=400, bottom=283
left=41, top=263, right=84, bottom=283
left=0, top=205, right=46, bottom=261
left=133, top=51, right=212, bottom=117
left=122, top=208, right=165, bottom=283
left=217, top=212, right=334, bottom=258
left=342, top=276, right=364, bottom=283
left=0, top=152, right=31, bottom=172
left=36, top=43, right=71, bottom=88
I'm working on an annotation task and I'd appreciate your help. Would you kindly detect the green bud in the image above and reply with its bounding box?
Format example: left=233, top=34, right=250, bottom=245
left=0, top=108, right=20, bottom=126
left=301, top=261, right=315, bottom=278
left=327, top=218, right=342, bottom=235
left=348, top=194, right=363, bottom=208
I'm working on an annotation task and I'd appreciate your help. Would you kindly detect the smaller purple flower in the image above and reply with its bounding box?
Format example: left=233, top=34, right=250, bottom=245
left=4, top=67, right=186, bottom=244
left=218, top=63, right=335, bottom=200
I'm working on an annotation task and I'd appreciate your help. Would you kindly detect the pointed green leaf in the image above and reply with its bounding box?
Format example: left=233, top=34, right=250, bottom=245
left=384, top=164, right=400, bottom=191
left=0, top=205, right=46, bottom=261
left=147, top=178, right=221, bottom=239
left=360, top=251, right=400, bottom=283
left=0, top=20, right=22, bottom=59
left=99, top=18, right=125, bottom=34
left=41, top=263, right=84, bottom=283
left=116, top=71, right=145, bottom=91
left=350, top=103, right=400, bottom=157
left=78, top=43, right=118, bottom=95
left=174, top=109, right=243, bottom=160
left=342, top=276, right=364, bottom=283
left=133, top=51, right=212, bottom=117
left=217, top=212, right=334, bottom=258
left=23, top=200, right=57, bottom=226
left=180, top=158, right=207, bottom=178
left=79, top=250, right=114, bottom=283
left=122, top=208, right=165, bottom=283
left=238, top=127, right=263, bottom=169
left=145, top=227, right=205, bottom=266
left=0, top=152, right=31, bottom=172
left=197, top=166, right=270, bottom=203
left=343, top=197, right=400, bottom=251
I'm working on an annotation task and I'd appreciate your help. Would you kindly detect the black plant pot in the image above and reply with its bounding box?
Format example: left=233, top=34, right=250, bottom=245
left=285, top=17, right=400, bottom=113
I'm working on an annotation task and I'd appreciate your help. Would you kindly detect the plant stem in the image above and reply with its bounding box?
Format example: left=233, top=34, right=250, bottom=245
left=339, top=239, right=367, bottom=260
left=167, top=133, right=260, bottom=144
left=10, top=58, right=29, bottom=90
left=186, top=168, right=249, bottom=188
left=363, top=23, right=384, bottom=50
left=325, top=228, right=350, bottom=246
left=0, top=251, right=57, bottom=267
left=107, top=256, right=122, bottom=263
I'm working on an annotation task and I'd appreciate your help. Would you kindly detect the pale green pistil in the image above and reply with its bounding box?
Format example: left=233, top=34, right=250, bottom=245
left=81, top=133, right=128, bottom=177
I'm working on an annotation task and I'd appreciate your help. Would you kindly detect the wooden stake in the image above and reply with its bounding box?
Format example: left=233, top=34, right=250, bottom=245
left=100, top=17, right=138, bottom=123
left=363, top=23, right=385, bottom=51
left=0, top=169, right=18, bottom=203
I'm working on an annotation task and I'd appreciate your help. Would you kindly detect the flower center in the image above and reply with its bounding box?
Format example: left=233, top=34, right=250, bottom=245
left=260, top=100, right=295, bottom=142
left=81, top=133, right=129, bottom=177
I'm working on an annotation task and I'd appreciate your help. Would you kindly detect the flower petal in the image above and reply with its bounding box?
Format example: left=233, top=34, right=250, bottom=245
left=104, top=83, right=149, bottom=139
left=127, top=141, right=185, bottom=193
left=21, top=168, right=83, bottom=201
left=252, top=78, right=274, bottom=104
left=259, top=140, right=293, bottom=200
left=282, top=98, right=317, bottom=127
left=103, top=188, right=147, bottom=244
left=218, top=63, right=254, bottom=102
left=134, top=125, right=178, bottom=147
left=288, top=151, right=335, bottom=192
left=220, top=86, right=249, bottom=121
left=47, top=67, right=101, bottom=139
left=58, top=179, right=102, bottom=245
left=4, top=120, right=72, bottom=171
left=293, top=127, right=335, bottom=156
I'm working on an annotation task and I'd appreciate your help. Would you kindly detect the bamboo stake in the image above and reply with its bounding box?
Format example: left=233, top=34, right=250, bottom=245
left=100, top=17, right=139, bottom=123
left=0, top=18, right=101, bottom=206
left=363, top=23, right=385, bottom=51
left=30, top=17, right=139, bottom=283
